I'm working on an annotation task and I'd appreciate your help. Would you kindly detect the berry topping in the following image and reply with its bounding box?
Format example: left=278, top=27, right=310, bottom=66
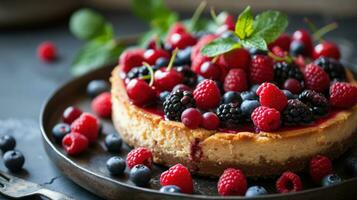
left=240, top=91, right=258, bottom=101
left=249, top=55, right=274, bottom=84
left=181, top=108, right=202, bottom=129
left=289, top=40, right=305, bottom=56
left=167, top=32, right=197, bottom=50
left=160, top=185, right=182, bottom=193
left=154, top=68, right=183, bottom=91
left=222, top=91, right=243, bottom=104
left=104, top=133, right=122, bottom=153
left=174, top=47, right=192, bottom=66
left=191, top=53, right=211, bottom=74
left=216, top=103, right=243, bottom=128
left=144, top=49, right=170, bottom=65
left=257, top=83, right=287, bottom=111
left=71, top=113, right=99, bottom=142
left=292, top=29, right=313, bottom=57
left=282, top=99, right=313, bottom=126
left=129, top=164, right=152, bottom=187
left=314, top=57, right=346, bottom=82
left=3, top=150, right=25, bottom=172
left=193, top=79, right=221, bottom=109
left=126, top=147, right=153, bottom=169
left=126, top=66, right=150, bottom=81
left=219, top=48, right=251, bottom=71
left=126, top=79, right=156, bottom=106
left=309, top=155, right=333, bottom=183
left=223, top=69, right=248, bottom=92
left=119, top=49, right=145, bottom=73
left=163, top=91, right=196, bottom=121
left=62, top=132, right=89, bottom=155
left=313, top=41, right=341, bottom=60
left=321, top=174, right=342, bottom=186
left=62, top=106, right=82, bottom=124
left=172, top=84, right=191, bottom=93
left=276, top=171, right=302, bottom=193
left=268, top=33, right=291, bottom=52
left=86, top=80, right=110, bottom=98
left=245, top=186, right=268, bottom=197
left=91, top=92, right=112, bottom=118
left=298, top=90, right=329, bottom=116
left=37, top=41, right=57, bottom=62
left=106, top=156, right=126, bottom=176
left=329, top=82, right=357, bottom=108
left=0, top=135, right=16, bottom=153
left=199, top=61, right=221, bottom=80
left=240, top=100, right=260, bottom=119
left=217, top=168, right=247, bottom=196
left=274, top=62, right=304, bottom=84
left=283, top=78, right=302, bottom=94
left=303, top=63, right=330, bottom=93
left=202, top=112, right=220, bottom=130
left=160, top=164, right=193, bottom=194
left=176, top=66, right=197, bottom=87
left=251, top=106, right=281, bottom=132
left=52, top=123, right=71, bottom=143
left=167, top=22, right=186, bottom=37
left=282, top=90, right=296, bottom=100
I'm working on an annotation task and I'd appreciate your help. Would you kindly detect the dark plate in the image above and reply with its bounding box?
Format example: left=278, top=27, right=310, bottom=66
left=40, top=44, right=357, bottom=200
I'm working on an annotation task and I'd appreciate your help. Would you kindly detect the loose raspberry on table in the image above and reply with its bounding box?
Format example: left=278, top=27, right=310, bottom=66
left=276, top=171, right=302, bottom=193
left=329, top=82, right=357, bottom=108
left=160, top=164, right=193, bottom=194
left=71, top=113, right=99, bottom=142
left=126, top=147, right=153, bottom=169
left=119, top=49, right=145, bottom=73
left=303, top=63, right=330, bottom=93
left=249, top=55, right=274, bottom=84
left=223, top=69, right=248, bottom=92
left=251, top=106, right=281, bottom=132
left=257, top=83, right=287, bottom=111
left=62, top=132, right=89, bottom=156
left=217, top=168, right=247, bottom=196
left=91, top=92, right=112, bottom=118
left=193, top=79, right=221, bottom=109
left=309, top=155, right=333, bottom=183
left=37, top=41, right=57, bottom=62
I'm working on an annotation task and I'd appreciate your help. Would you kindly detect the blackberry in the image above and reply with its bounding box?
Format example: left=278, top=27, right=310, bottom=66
left=274, top=62, right=304, bottom=84
left=298, top=90, right=329, bottom=116
left=163, top=91, right=195, bottom=121
left=176, top=66, right=197, bottom=87
left=314, top=57, right=346, bottom=82
left=127, top=66, right=150, bottom=81
left=216, top=103, right=243, bottom=128
left=282, top=99, right=313, bottom=126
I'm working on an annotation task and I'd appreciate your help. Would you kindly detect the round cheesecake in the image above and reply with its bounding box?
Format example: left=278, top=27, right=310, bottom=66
left=111, top=66, right=357, bottom=177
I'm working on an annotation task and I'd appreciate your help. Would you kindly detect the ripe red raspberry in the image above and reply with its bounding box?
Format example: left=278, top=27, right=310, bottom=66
left=62, top=132, right=89, bottom=155
left=276, top=171, right=302, bottom=193
left=62, top=106, right=82, bottom=124
left=304, top=63, right=330, bottom=93
left=309, top=155, right=333, bottom=183
left=91, top=92, right=112, bottom=118
left=256, top=82, right=272, bottom=96
left=268, top=33, right=292, bottom=52
left=329, top=82, right=357, bottom=108
left=257, top=83, right=287, bottom=111
left=160, top=164, right=193, bottom=194
left=217, top=168, right=247, bottom=196
left=251, top=106, right=281, bottom=132
left=193, top=80, right=221, bottom=109
left=37, top=41, right=57, bottom=62
left=119, top=49, right=145, bottom=73
left=71, top=113, right=99, bottom=142
left=224, top=69, right=248, bottom=92
left=126, top=147, right=153, bottom=169
left=219, top=48, right=251, bottom=71
left=250, top=55, right=274, bottom=84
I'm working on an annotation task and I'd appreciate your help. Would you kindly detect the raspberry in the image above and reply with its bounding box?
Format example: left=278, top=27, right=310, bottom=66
left=249, top=55, right=274, bottom=84
left=219, top=48, right=251, bottom=71
left=163, top=91, right=195, bottom=121
left=71, top=113, right=99, bottom=142
left=37, top=41, right=57, bottom=62
left=298, top=90, right=329, bottom=116
left=282, top=99, right=313, bottom=126
left=91, top=92, right=112, bottom=118
left=62, top=132, right=89, bottom=155
left=314, top=57, right=346, bottom=82
left=329, top=82, right=357, bottom=108
left=257, top=83, right=287, bottom=111
left=193, top=80, right=221, bottom=109
left=303, top=63, right=330, bottom=93
left=268, top=33, right=292, bottom=52
left=119, top=49, right=145, bottom=73
left=223, top=69, right=248, bottom=92
left=217, top=168, right=247, bottom=196
left=251, top=106, right=281, bottom=132
left=126, top=147, right=153, bottom=169
left=62, top=106, right=82, bottom=124
left=256, top=82, right=272, bottom=96
left=276, top=171, right=302, bottom=193
left=309, top=155, right=333, bottom=183
left=216, top=103, right=243, bottom=128
left=160, top=164, right=193, bottom=194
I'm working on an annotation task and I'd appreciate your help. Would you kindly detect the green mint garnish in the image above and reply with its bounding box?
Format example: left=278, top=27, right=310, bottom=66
left=235, top=6, right=254, bottom=40
left=201, top=37, right=240, bottom=57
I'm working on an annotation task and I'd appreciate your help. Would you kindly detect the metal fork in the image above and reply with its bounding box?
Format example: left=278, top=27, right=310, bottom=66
left=0, top=171, right=74, bottom=200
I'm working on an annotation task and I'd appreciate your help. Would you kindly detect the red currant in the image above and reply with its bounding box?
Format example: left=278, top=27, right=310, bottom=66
left=181, top=108, right=202, bottom=129
left=126, top=79, right=156, bottom=106
left=312, top=41, right=340, bottom=60
left=202, top=112, right=220, bottom=130
left=268, top=33, right=292, bottom=52
left=37, top=41, right=57, bottom=62
left=144, top=49, right=170, bottom=65
left=283, top=78, right=302, bottom=94
left=154, top=68, right=183, bottom=92
left=199, top=61, right=221, bottom=80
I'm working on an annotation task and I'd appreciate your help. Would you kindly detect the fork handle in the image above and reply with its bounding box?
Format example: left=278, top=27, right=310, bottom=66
left=36, top=188, right=75, bottom=200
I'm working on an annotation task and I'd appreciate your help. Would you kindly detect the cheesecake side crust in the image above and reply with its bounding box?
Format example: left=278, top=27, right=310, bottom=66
left=111, top=66, right=357, bottom=177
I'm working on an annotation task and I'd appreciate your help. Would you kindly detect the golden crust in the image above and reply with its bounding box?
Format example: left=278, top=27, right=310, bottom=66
left=111, top=66, right=357, bottom=177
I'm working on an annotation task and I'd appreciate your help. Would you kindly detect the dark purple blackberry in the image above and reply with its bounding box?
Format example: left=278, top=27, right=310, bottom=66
left=163, top=91, right=195, bottom=121
left=216, top=103, right=243, bottom=128
left=298, top=90, right=329, bottom=116
left=176, top=66, right=197, bottom=87
left=282, top=99, right=313, bottom=126
left=314, top=57, right=346, bottom=82
left=274, top=62, right=304, bottom=84
left=126, top=66, right=150, bottom=82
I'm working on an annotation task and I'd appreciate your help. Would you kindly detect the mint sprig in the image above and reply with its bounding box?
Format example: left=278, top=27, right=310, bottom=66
left=201, top=6, right=288, bottom=57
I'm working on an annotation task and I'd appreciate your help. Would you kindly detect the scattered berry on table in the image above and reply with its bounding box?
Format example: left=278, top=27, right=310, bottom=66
left=3, top=150, right=25, bottom=172
left=91, top=92, right=112, bottom=118
left=249, top=55, right=274, bottom=84
left=104, top=133, right=122, bottom=153
left=159, top=185, right=182, bottom=193
left=126, top=147, right=153, bottom=169
left=292, top=29, right=313, bottom=57
left=276, top=171, right=302, bottom=193
left=199, top=61, right=221, bottom=80
left=62, top=132, right=89, bottom=155
left=282, top=99, right=313, bottom=126
left=86, top=80, right=110, bottom=98
left=283, top=78, right=302, bottom=94
left=202, top=112, right=220, bottom=130
left=268, top=33, right=291, bottom=52
left=126, top=79, right=156, bottom=106
left=313, top=41, right=341, bottom=60
left=71, top=113, right=99, bottom=142
left=37, top=41, right=57, bottom=62
left=163, top=91, right=195, bottom=121
left=144, top=49, right=170, bottom=65
left=240, top=91, right=257, bottom=101
left=222, top=91, right=242, bottom=104
left=0, top=135, right=16, bottom=152
left=106, top=156, right=126, bottom=176
left=309, top=155, right=333, bottom=183
left=303, top=63, right=330, bottom=93
left=52, top=123, right=71, bottom=143
left=219, top=48, right=251, bottom=71
left=216, top=103, right=243, bottom=128
left=245, top=186, right=268, bottom=197
left=160, top=164, right=193, bottom=194
left=257, top=83, right=287, bottom=111
left=240, top=100, right=260, bottom=119
left=314, top=57, right=346, bottom=82
left=172, top=84, right=191, bottom=93
left=289, top=40, right=305, bottom=56
left=274, top=62, right=304, bottom=85
left=119, top=49, right=145, bottom=73
left=329, top=82, right=357, bottom=108
left=217, top=168, right=247, bottom=196
left=181, top=108, right=202, bottom=129
left=251, top=106, right=281, bottom=132
left=298, top=90, right=329, bottom=116
left=129, top=164, right=151, bottom=187
left=176, top=66, right=197, bottom=87
left=62, top=106, right=82, bottom=124
left=224, top=69, right=248, bottom=92
left=321, top=174, right=342, bottom=186
left=193, top=79, right=221, bottom=109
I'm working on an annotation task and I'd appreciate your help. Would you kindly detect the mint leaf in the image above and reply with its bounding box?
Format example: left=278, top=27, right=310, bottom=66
left=235, top=6, right=254, bottom=39
left=252, top=11, right=288, bottom=43
left=201, top=37, right=240, bottom=57
left=69, top=8, right=107, bottom=41
left=241, top=36, right=267, bottom=50
left=132, top=0, right=172, bottom=21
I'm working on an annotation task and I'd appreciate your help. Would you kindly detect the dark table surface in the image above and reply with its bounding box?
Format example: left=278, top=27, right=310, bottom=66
left=0, top=10, right=357, bottom=200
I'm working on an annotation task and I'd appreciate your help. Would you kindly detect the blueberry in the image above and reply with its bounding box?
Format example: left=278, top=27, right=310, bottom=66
left=52, top=123, right=71, bottom=143
left=129, top=164, right=151, bottom=187
left=240, top=91, right=257, bottom=101
left=250, top=84, right=260, bottom=93
left=345, top=156, right=357, bottom=177
left=3, top=150, right=25, bottom=172
left=321, top=174, right=342, bottom=186
left=104, top=134, right=122, bottom=153
left=245, top=186, right=268, bottom=197
left=290, top=40, right=305, bottom=56
left=159, top=185, right=181, bottom=193
left=86, top=80, right=110, bottom=98
left=282, top=90, right=296, bottom=99
left=241, top=100, right=260, bottom=118
left=155, top=57, right=169, bottom=68
left=249, top=48, right=268, bottom=56
left=174, top=47, right=192, bottom=66
left=0, top=135, right=16, bottom=152
left=222, top=91, right=242, bottom=104
left=106, top=156, right=126, bottom=176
